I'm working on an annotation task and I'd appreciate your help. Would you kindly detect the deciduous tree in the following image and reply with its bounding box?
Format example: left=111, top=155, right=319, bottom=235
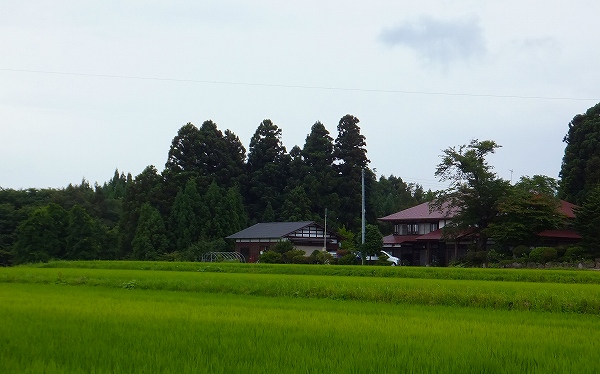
left=486, top=176, right=565, bottom=249
left=13, top=203, right=69, bottom=264
left=433, top=139, right=511, bottom=251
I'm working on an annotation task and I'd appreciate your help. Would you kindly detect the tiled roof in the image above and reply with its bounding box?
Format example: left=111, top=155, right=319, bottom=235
left=415, top=229, right=444, bottom=240
left=226, top=221, right=314, bottom=240
left=379, top=199, right=578, bottom=222
left=538, top=229, right=582, bottom=239
left=559, top=200, right=578, bottom=218
left=382, top=234, right=421, bottom=245
left=378, top=201, right=457, bottom=222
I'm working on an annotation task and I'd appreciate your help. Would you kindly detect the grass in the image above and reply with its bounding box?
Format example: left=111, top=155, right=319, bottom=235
left=2, top=265, right=600, bottom=313
left=33, top=260, right=600, bottom=284
left=2, top=282, right=600, bottom=373
left=3, top=262, right=600, bottom=373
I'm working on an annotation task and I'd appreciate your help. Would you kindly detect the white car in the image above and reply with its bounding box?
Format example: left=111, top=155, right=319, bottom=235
left=380, top=250, right=400, bottom=266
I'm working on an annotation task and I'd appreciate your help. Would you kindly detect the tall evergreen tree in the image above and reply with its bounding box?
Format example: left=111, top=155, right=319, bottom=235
left=199, top=181, right=228, bottom=240
left=301, top=121, right=339, bottom=223
left=574, top=184, right=600, bottom=257
left=246, top=119, right=290, bottom=221
left=223, top=129, right=247, bottom=187
left=280, top=186, right=313, bottom=222
left=333, top=114, right=371, bottom=231
left=559, top=102, right=600, bottom=204
left=102, top=169, right=128, bottom=199
left=119, top=166, right=165, bottom=258
left=65, top=205, right=100, bottom=260
left=371, top=175, right=423, bottom=219
left=163, top=123, right=202, bottom=187
left=131, top=203, right=168, bottom=260
left=169, top=178, right=201, bottom=252
left=222, top=186, right=248, bottom=235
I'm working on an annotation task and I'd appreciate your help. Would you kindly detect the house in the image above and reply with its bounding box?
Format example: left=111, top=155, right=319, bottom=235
left=226, top=221, right=343, bottom=263
left=378, top=200, right=581, bottom=266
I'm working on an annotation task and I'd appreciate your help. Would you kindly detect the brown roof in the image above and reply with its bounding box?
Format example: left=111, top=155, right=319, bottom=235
left=379, top=199, right=578, bottom=222
left=538, top=229, right=582, bottom=239
left=378, top=201, right=457, bottom=222
left=415, top=229, right=444, bottom=240
left=382, top=234, right=421, bottom=245
left=559, top=200, right=578, bottom=218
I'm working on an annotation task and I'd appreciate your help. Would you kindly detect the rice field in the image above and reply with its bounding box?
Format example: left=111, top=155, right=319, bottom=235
left=1, top=262, right=600, bottom=373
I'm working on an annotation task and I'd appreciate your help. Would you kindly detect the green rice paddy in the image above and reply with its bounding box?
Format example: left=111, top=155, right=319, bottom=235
left=1, top=262, right=600, bottom=373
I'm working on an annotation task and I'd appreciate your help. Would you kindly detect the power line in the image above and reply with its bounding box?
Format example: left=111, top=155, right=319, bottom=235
left=1, top=68, right=598, bottom=102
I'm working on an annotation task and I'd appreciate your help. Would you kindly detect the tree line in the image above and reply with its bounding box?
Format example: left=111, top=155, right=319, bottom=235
left=3, top=101, right=600, bottom=267
left=1, top=114, right=430, bottom=265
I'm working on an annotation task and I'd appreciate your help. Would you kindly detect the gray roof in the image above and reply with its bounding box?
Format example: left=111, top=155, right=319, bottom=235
left=226, top=221, right=315, bottom=240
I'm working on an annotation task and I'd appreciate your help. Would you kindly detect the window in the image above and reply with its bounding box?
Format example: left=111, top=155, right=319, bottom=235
left=407, top=224, right=419, bottom=235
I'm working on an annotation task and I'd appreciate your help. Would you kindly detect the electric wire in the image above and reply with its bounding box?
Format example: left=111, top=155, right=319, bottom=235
left=1, top=68, right=597, bottom=102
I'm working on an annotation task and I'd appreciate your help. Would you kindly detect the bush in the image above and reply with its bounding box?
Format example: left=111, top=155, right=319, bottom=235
left=309, top=250, right=333, bottom=264
left=338, top=253, right=357, bottom=265
left=283, top=250, right=307, bottom=264
left=258, top=251, right=283, bottom=264
left=465, top=251, right=488, bottom=265
left=529, top=247, right=557, bottom=263
left=563, top=246, right=587, bottom=262
left=512, top=245, right=531, bottom=258
left=272, top=240, right=295, bottom=254
left=486, top=249, right=503, bottom=263
left=375, top=252, right=393, bottom=266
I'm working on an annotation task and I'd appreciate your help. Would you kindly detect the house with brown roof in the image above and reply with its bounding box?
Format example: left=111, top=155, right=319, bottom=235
left=378, top=200, right=581, bottom=266
left=226, top=221, right=342, bottom=263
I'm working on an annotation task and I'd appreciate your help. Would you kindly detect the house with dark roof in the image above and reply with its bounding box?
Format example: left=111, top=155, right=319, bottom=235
left=226, top=221, right=343, bottom=263
left=378, top=200, right=581, bottom=266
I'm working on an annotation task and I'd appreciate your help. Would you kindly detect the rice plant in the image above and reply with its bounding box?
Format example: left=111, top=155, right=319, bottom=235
left=1, top=282, right=599, bottom=374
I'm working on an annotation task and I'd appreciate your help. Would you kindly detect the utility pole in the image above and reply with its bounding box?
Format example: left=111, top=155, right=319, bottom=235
left=361, top=168, right=365, bottom=245
left=323, top=208, right=327, bottom=251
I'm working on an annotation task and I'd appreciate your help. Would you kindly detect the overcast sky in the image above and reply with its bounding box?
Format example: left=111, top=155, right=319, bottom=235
left=2, top=1, right=599, bottom=191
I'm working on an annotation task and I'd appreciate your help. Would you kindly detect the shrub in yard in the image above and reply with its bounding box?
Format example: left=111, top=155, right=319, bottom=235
left=466, top=251, right=488, bottom=265
left=282, top=249, right=306, bottom=264
left=258, top=251, right=283, bottom=263
left=555, top=245, right=568, bottom=260
left=338, top=253, right=357, bottom=265
left=486, top=249, right=503, bottom=263
left=512, top=245, right=531, bottom=258
left=563, top=246, right=587, bottom=262
left=313, top=250, right=335, bottom=264
left=272, top=240, right=295, bottom=254
left=529, top=247, right=557, bottom=263
left=292, top=255, right=313, bottom=264
left=375, top=252, right=392, bottom=266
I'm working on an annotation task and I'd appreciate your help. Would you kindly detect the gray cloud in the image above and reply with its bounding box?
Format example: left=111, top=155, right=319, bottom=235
left=380, top=16, right=486, bottom=64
